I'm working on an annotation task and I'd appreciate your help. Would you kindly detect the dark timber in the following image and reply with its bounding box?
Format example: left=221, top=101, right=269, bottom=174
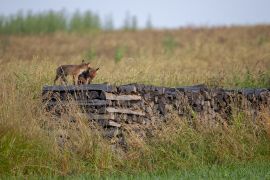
left=42, top=83, right=270, bottom=148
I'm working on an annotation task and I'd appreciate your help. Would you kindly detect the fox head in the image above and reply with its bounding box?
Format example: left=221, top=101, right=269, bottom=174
left=81, top=59, right=91, bottom=68
left=90, top=67, right=99, bottom=78
left=85, top=67, right=99, bottom=78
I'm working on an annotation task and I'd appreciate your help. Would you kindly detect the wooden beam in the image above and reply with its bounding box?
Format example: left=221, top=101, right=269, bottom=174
left=43, top=84, right=115, bottom=92
left=103, top=92, right=142, bottom=101
left=88, top=113, right=115, bottom=120
left=46, top=99, right=109, bottom=106
left=106, top=107, right=145, bottom=116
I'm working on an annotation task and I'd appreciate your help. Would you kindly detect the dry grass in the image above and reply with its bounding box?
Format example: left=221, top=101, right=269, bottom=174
left=1, top=26, right=270, bottom=87
left=0, top=26, right=270, bottom=176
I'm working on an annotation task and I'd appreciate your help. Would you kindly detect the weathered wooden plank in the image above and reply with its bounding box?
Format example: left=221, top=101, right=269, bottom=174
left=46, top=99, right=109, bottom=106
left=107, top=121, right=121, bottom=127
left=106, top=107, right=145, bottom=116
left=118, top=84, right=137, bottom=93
left=103, top=92, right=142, bottom=101
left=43, top=84, right=115, bottom=92
left=75, top=112, right=116, bottom=120
left=88, top=113, right=115, bottom=120
left=98, top=119, right=122, bottom=128
left=176, top=84, right=207, bottom=92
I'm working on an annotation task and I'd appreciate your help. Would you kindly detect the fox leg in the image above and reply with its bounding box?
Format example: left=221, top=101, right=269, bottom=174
left=82, top=77, right=88, bottom=85
left=61, top=76, right=68, bottom=85
left=54, top=74, right=60, bottom=85
left=72, top=76, right=76, bottom=85
left=74, top=75, right=79, bottom=85
left=88, top=78, right=92, bottom=84
left=59, top=78, right=64, bottom=85
left=78, top=77, right=85, bottom=85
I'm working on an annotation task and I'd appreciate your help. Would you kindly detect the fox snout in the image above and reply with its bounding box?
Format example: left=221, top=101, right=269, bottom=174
left=92, top=67, right=100, bottom=77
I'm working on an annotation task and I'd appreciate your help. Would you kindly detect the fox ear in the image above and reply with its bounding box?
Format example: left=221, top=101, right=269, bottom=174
left=82, top=59, right=85, bottom=63
left=96, top=68, right=100, bottom=71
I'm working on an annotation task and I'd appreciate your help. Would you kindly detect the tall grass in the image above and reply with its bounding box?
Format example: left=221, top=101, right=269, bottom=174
left=0, top=58, right=270, bottom=177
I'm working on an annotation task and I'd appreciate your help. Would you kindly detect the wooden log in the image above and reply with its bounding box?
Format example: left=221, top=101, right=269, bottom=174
left=103, top=127, right=121, bottom=138
left=46, top=99, right=109, bottom=106
left=103, top=92, right=142, bottom=101
left=176, top=84, right=207, bottom=92
left=43, top=84, right=115, bottom=92
left=106, top=107, right=145, bottom=116
left=88, top=113, right=115, bottom=120
left=107, top=121, right=121, bottom=127
left=118, top=84, right=137, bottom=93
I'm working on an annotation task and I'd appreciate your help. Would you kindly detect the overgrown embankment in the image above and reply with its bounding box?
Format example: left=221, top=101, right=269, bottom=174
left=42, top=83, right=270, bottom=151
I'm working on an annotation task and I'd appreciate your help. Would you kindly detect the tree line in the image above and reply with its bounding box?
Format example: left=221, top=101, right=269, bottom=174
left=0, top=10, right=153, bottom=34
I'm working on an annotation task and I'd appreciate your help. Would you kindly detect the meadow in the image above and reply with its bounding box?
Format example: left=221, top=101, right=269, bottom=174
left=0, top=25, right=270, bottom=178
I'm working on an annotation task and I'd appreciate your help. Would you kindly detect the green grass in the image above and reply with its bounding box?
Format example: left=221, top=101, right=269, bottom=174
left=0, top=127, right=62, bottom=176
left=0, top=108, right=269, bottom=177
left=231, top=69, right=270, bottom=88
left=73, top=162, right=270, bottom=179
left=162, top=35, right=178, bottom=55
left=2, top=162, right=270, bottom=179
left=114, top=46, right=126, bottom=63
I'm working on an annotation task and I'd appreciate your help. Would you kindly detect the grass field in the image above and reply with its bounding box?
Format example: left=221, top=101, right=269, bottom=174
left=3, top=162, right=270, bottom=179
left=0, top=25, right=270, bottom=178
left=68, top=162, right=270, bottom=179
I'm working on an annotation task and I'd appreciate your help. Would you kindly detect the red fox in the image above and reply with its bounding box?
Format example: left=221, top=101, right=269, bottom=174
left=54, top=60, right=91, bottom=85
left=78, top=67, right=99, bottom=85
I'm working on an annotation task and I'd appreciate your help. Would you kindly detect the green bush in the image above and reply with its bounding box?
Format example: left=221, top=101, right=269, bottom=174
left=114, top=46, right=126, bottom=63
left=162, top=35, right=178, bottom=55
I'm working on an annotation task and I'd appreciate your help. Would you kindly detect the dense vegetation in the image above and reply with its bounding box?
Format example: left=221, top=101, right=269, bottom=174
left=0, top=10, right=140, bottom=34
left=0, top=25, right=270, bottom=178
